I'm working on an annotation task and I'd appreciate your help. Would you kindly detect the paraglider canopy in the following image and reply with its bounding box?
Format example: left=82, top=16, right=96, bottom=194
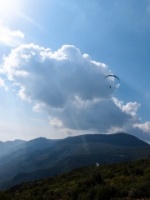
left=105, top=74, right=120, bottom=89
left=105, top=74, right=120, bottom=81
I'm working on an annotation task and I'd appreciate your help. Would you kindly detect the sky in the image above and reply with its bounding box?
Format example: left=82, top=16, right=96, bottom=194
left=0, top=0, right=150, bottom=142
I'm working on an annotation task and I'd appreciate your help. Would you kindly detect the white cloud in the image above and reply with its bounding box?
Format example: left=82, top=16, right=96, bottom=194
left=1, top=43, right=142, bottom=135
left=134, top=122, right=150, bottom=133
left=0, top=77, right=5, bottom=87
left=0, top=77, right=7, bottom=90
left=113, top=97, right=140, bottom=118
left=0, top=23, right=24, bottom=47
left=49, top=117, right=63, bottom=128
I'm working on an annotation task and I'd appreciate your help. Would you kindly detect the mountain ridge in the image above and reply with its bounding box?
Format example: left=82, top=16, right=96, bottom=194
left=0, top=132, right=150, bottom=189
left=59, top=132, right=149, bottom=147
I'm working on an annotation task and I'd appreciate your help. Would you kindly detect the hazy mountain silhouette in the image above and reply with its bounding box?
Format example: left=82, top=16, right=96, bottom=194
left=0, top=140, right=25, bottom=158
left=0, top=132, right=150, bottom=189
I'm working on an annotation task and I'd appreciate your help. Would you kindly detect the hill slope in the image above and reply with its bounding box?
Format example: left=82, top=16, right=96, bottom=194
left=1, top=157, right=150, bottom=200
left=0, top=132, right=150, bottom=189
left=59, top=132, right=149, bottom=147
left=0, top=139, right=25, bottom=158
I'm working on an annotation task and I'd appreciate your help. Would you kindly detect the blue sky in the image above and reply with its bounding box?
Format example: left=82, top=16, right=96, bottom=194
left=0, top=0, right=150, bottom=142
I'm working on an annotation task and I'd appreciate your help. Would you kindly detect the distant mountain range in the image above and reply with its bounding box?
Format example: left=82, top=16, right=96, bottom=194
left=0, top=132, right=150, bottom=189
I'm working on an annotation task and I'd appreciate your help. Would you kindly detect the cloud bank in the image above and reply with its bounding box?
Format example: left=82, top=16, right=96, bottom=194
left=1, top=43, right=144, bottom=138
left=0, top=23, right=24, bottom=47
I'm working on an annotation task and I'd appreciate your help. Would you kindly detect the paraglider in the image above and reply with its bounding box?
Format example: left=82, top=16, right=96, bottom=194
left=105, top=74, right=120, bottom=89
left=105, top=74, right=120, bottom=81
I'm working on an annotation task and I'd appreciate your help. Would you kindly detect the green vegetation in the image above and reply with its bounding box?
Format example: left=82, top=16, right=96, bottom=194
left=0, top=157, right=150, bottom=199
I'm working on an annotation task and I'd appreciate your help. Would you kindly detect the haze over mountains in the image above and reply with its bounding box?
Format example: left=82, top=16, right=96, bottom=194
left=0, top=132, right=150, bottom=189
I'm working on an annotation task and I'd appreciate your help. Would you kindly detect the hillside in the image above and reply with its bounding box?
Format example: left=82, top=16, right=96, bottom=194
left=0, top=132, right=150, bottom=189
left=0, top=157, right=150, bottom=200
left=0, top=140, right=25, bottom=158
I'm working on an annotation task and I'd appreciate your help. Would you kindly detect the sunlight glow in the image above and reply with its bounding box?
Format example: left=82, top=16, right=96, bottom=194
left=0, top=0, right=23, bottom=20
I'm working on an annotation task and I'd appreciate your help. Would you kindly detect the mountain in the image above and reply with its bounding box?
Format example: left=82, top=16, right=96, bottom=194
left=0, top=139, right=25, bottom=158
left=0, top=132, right=150, bottom=189
left=58, top=132, right=149, bottom=147
left=1, top=157, right=150, bottom=200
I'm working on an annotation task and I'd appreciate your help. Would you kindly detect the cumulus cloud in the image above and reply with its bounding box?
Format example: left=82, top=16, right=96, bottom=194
left=0, top=23, right=24, bottom=47
left=113, top=97, right=140, bottom=119
left=1, top=43, right=142, bottom=135
left=134, top=122, right=150, bottom=133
